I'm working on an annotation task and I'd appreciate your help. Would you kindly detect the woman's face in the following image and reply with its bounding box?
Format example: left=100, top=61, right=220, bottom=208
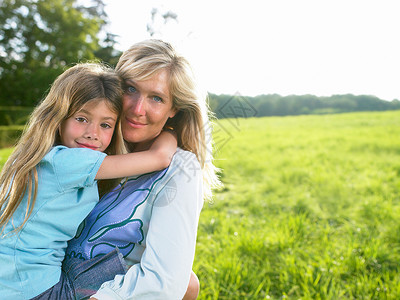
left=121, top=69, right=177, bottom=150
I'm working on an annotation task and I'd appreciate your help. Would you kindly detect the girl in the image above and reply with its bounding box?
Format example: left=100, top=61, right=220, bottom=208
left=0, top=62, right=177, bottom=299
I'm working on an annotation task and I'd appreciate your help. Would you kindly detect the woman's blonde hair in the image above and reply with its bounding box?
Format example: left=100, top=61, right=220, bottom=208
left=116, top=39, right=221, bottom=198
left=0, top=63, right=125, bottom=235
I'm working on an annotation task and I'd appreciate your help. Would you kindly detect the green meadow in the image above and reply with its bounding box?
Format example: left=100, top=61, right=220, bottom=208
left=1, top=111, right=399, bottom=299
left=0, top=147, right=13, bottom=169
left=195, top=110, right=400, bottom=299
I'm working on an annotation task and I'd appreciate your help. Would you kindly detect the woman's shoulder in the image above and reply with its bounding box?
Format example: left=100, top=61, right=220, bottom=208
left=170, top=148, right=200, bottom=169
left=173, top=147, right=198, bottom=161
left=118, top=148, right=201, bottom=193
left=166, top=147, right=202, bottom=182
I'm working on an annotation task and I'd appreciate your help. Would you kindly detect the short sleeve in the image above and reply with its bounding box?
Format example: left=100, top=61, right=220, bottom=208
left=43, top=146, right=107, bottom=191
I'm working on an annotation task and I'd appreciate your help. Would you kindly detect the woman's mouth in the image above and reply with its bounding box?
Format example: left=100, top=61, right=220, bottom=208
left=125, top=118, right=147, bottom=129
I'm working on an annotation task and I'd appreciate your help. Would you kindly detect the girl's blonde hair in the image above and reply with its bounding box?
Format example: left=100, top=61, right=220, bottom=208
left=116, top=39, right=221, bottom=198
left=0, top=63, right=125, bottom=235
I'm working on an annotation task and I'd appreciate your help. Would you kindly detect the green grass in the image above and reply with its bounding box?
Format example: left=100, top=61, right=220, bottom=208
left=195, top=111, right=400, bottom=299
left=1, top=111, right=399, bottom=299
left=0, top=147, right=13, bottom=169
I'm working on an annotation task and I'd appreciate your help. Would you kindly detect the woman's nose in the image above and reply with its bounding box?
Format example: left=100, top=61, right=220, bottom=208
left=132, top=96, right=146, bottom=116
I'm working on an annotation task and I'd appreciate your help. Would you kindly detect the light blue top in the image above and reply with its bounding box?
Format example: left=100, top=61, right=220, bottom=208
left=0, top=145, right=106, bottom=299
left=67, top=148, right=204, bottom=299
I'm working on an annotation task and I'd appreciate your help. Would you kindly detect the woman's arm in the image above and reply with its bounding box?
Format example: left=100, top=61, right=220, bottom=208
left=92, top=152, right=203, bottom=299
left=95, top=130, right=177, bottom=180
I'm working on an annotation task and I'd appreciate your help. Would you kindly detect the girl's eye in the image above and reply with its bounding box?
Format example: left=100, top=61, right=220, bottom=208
left=153, top=96, right=163, bottom=103
left=75, top=117, right=87, bottom=123
left=100, top=123, right=112, bottom=129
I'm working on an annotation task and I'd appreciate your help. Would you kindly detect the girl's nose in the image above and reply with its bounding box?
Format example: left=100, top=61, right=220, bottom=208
left=85, top=124, right=99, bottom=140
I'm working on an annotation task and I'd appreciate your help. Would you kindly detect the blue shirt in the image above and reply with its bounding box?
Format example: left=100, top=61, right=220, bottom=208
left=0, top=146, right=106, bottom=299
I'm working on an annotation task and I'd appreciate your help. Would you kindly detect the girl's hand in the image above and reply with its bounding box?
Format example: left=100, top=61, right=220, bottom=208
left=149, top=129, right=178, bottom=166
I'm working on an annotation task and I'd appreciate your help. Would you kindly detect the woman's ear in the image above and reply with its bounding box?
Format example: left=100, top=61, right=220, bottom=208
left=169, top=108, right=178, bottom=119
left=164, top=111, right=179, bottom=129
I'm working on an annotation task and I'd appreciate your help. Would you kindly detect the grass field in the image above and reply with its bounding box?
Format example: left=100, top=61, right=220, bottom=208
left=0, top=147, right=13, bottom=169
left=194, top=110, right=400, bottom=299
left=1, top=111, right=399, bottom=299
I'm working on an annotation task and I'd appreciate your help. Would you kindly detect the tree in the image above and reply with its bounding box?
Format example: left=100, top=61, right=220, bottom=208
left=94, top=32, right=122, bottom=67
left=0, top=0, right=120, bottom=106
left=146, top=8, right=178, bottom=37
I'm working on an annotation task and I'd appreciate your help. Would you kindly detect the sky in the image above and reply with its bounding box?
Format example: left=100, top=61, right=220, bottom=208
left=103, top=0, right=400, bottom=101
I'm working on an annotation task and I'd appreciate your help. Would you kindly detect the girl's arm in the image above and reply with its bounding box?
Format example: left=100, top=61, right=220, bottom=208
left=95, top=130, right=177, bottom=180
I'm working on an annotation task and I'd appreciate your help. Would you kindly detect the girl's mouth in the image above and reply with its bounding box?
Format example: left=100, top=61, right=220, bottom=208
left=77, top=142, right=98, bottom=150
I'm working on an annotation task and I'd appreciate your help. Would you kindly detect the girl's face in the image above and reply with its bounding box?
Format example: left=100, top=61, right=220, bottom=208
left=59, top=99, right=118, bottom=152
left=121, top=70, right=177, bottom=151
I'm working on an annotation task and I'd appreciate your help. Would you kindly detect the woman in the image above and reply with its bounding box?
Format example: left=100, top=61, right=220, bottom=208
left=65, top=39, right=220, bottom=299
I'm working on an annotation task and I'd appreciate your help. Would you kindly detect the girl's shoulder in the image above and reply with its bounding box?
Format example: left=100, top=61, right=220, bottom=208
left=44, top=145, right=106, bottom=160
left=42, top=145, right=106, bottom=170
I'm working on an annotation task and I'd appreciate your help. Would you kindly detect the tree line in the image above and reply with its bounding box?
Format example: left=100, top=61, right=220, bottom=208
left=208, top=93, right=400, bottom=119
left=2, top=1, right=399, bottom=118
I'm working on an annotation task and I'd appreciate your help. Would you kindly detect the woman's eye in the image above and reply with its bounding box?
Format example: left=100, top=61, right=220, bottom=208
left=153, top=96, right=163, bottom=103
left=126, top=86, right=137, bottom=93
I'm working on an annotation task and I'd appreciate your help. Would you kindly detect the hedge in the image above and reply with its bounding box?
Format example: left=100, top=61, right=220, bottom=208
left=0, top=126, right=25, bottom=148
left=0, top=106, right=33, bottom=126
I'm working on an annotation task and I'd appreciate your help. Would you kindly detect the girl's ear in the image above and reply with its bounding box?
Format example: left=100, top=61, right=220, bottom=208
left=56, top=124, right=63, bottom=145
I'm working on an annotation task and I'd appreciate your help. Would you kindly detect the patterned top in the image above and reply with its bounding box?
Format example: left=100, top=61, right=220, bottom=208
left=66, top=148, right=204, bottom=299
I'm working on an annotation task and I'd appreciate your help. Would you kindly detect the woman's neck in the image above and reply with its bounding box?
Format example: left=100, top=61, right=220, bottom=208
left=127, top=140, right=154, bottom=153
